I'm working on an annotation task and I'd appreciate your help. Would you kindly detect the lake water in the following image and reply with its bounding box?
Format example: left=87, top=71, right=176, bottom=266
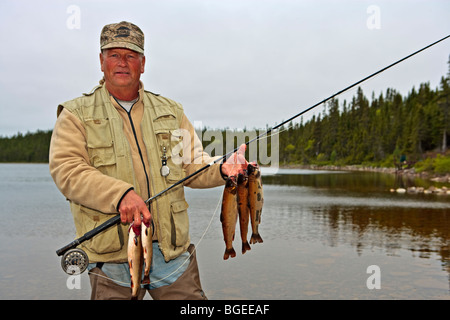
left=0, top=163, right=449, bottom=300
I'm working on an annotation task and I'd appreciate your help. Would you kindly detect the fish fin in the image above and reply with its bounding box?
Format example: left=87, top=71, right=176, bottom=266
left=223, top=248, right=236, bottom=260
left=142, top=275, right=150, bottom=285
left=250, top=233, right=263, bottom=244
left=242, top=242, right=251, bottom=254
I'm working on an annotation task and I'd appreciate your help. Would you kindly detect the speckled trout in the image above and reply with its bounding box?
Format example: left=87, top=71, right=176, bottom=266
left=141, top=220, right=153, bottom=285
left=220, top=177, right=238, bottom=260
left=248, top=162, right=264, bottom=244
left=128, top=222, right=143, bottom=299
left=237, top=172, right=251, bottom=254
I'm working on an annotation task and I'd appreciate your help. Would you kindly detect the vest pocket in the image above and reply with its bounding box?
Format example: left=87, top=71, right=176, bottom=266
left=152, top=107, right=177, bottom=131
left=85, top=118, right=117, bottom=174
left=79, top=206, right=124, bottom=255
left=88, top=147, right=116, bottom=168
left=154, top=129, right=184, bottom=184
left=170, top=199, right=189, bottom=247
left=165, top=155, right=183, bottom=184
left=152, top=107, right=184, bottom=184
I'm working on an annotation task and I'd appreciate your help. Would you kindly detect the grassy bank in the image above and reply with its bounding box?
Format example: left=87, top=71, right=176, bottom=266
left=280, top=153, right=450, bottom=184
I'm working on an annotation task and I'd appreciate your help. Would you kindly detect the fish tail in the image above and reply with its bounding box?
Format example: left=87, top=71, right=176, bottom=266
left=223, top=247, right=236, bottom=260
left=130, top=280, right=139, bottom=300
left=242, top=241, right=251, bottom=254
left=141, top=274, right=150, bottom=285
left=250, top=233, right=263, bottom=244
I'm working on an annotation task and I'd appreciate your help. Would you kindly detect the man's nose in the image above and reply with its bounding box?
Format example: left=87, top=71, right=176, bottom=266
left=118, top=56, right=127, bottom=66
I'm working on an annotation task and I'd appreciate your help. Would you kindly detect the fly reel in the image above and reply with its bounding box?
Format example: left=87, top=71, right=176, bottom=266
left=61, top=248, right=89, bottom=275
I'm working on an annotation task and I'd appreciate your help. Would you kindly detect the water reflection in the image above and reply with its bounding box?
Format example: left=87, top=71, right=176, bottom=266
left=315, top=206, right=449, bottom=258
left=263, top=169, right=445, bottom=192
left=0, top=164, right=448, bottom=299
left=261, top=169, right=450, bottom=292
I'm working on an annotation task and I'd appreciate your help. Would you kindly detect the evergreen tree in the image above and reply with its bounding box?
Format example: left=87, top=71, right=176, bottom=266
left=1, top=56, right=449, bottom=172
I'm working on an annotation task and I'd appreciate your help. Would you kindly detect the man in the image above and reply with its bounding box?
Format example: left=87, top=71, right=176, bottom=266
left=49, top=21, right=247, bottom=300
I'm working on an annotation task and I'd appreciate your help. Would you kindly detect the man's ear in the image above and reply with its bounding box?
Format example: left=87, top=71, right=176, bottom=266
left=99, top=52, right=104, bottom=72
left=141, top=55, right=146, bottom=74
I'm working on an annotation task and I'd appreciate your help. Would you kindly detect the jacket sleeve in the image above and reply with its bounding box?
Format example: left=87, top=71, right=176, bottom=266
left=49, top=108, right=134, bottom=213
left=179, top=114, right=227, bottom=188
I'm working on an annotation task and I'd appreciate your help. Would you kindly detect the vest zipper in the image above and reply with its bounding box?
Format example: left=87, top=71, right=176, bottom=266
left=115, top=97, right=151, bottom=202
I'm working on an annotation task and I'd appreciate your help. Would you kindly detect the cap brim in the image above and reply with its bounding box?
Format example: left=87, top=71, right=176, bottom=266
left=101, top=41, right=144, bottom=54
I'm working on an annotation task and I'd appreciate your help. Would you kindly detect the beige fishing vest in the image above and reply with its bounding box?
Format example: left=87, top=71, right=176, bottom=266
left=58, top=85, right=190, bottom=263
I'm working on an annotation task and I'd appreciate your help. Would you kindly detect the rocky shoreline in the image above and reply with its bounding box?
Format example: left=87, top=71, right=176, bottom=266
left=280, top=164, right=450, bottom=194
left=389, top=185, right=450, bottom=195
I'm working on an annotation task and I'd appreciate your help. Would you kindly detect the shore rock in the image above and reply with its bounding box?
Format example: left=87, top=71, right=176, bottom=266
left=285, top=164, right=450, bottom=195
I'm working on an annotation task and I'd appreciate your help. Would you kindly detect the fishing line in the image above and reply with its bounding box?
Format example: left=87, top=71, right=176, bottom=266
left=148, top=188, right=224, bottom=286
left=145, top=162, right=235, bottom=286
left=135, top=33, right=450, bottom=285
left=57, top=34, right=450, bottom=286
left=246, top=34, right=450, bottom=150
left=88, top=167, right=225, bottom=287
left=142, top=34, right=450, bottom=208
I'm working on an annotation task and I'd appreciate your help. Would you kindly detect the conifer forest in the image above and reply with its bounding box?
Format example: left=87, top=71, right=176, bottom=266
left=1, top=57, right=449, bottom=174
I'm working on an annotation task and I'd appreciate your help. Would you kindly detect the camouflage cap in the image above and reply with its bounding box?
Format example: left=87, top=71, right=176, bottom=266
left=100, top=21, right=144, bottom=54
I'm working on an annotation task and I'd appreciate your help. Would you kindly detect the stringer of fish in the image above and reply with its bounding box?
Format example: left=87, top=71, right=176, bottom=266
left=220, top=162, right=264, bottom=260
left=127, top=219, right=154, bottom=299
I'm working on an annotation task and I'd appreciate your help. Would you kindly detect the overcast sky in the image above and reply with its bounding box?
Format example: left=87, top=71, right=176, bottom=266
left=0, top=0, right=449, bottom=137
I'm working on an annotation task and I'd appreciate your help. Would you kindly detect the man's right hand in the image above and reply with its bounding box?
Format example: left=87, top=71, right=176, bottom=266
left=118, top=190, right=151, bottom=225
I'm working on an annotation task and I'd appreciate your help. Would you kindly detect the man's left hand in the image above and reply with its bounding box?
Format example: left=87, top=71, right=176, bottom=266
left=221, top=144, right=248, bottom=178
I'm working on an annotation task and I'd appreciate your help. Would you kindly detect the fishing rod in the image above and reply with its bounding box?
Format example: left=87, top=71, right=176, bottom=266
left=57, top=34, right=450, bottom=274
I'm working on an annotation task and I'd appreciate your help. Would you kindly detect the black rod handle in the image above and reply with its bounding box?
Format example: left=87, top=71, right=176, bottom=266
left=56, top=215, right=121, bottom=256
left=56, top=239, right=81, bottom=256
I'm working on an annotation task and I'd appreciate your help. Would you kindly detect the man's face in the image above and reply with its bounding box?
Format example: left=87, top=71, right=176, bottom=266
left=100, top=48, right=145, bottom=91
